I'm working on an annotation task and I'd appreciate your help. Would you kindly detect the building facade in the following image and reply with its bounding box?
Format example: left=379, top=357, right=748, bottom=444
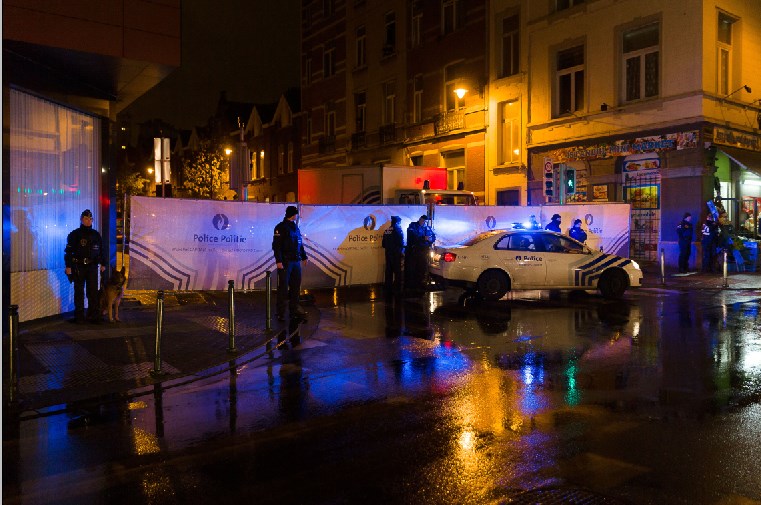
left=522, top=0, right=761, bottom=262
left=299, top=0, right=489, bottom=200
left=3, top=0, right=181, bottom=320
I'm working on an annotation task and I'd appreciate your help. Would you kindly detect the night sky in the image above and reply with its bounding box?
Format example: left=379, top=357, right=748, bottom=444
left=123, top=0, right=301, bottom=130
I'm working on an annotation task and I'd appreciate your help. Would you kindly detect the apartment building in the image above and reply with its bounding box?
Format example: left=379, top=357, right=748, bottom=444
left=522, top=0, right=760, bottom=261
left=300, top=0, right=488, bottom=199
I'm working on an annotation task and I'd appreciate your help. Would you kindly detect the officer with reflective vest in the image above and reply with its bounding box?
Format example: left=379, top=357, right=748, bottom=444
left=64, top=209, right=107, bottom=323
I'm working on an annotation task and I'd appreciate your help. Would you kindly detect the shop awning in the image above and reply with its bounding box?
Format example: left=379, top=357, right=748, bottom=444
left=719, top=146, right=761, bottom=177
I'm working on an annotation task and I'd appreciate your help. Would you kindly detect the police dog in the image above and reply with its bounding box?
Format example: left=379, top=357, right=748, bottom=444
left=99, top=266, right=127, bottom=322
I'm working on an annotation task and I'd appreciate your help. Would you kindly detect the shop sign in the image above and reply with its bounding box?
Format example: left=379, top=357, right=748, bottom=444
left=713, top=127, right=761, bottom=151
left=546, top=130, right=699, bottom=162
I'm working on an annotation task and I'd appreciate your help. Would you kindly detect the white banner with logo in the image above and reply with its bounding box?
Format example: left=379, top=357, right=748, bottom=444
left=128, top=197, right=631, bottom=290
left=541, top=203, right=631, bottom=256
left=300, top=205, right=426, bottom=288
left=430, top=204, right=631, bottom=256
left=129, top=196, right=288, bottom=290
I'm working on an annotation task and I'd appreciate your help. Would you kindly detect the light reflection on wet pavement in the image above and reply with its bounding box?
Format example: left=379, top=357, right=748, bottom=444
left=4, top=287, right=761, bottom=504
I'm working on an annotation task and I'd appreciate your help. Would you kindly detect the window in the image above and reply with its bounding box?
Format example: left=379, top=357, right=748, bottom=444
left=278, top=144, right=285, bottom=175
left=555, top=0, right=585, bottom=11
left=356, top=26, right=366, bottom=68
left=555, top=45, right=584, bottom=116
left=255, top=150, right=265, bottom=179
left=323, top=48, right=335, bottom=78
left=413, top=75, right=423, bottom=123
left=323, top=0, right=334, bottom=16
left=541, top=235, right=585, bottom=254
left=497, top=234, right=536, bottom=251
left=384, top=12, right=396, bottom=56
left=305, top=57, right=312, bottom=85
left=442, top=149, right=464, bottom=190
left=307, top=116, right=312, bottom=144
left=383, top=81, right=396, bottom=124
left=326, top=111, right=336, bottom=137
left=287, top=142, right=294, bottom=173
left=498, top=100, right=521, bottom=165
left=622, top=23, right=659, bottom=102
left=411, top=13, right=422, bottom=47
left=717, top=12, right=736, bottom=96
left=444, top=63, right=465, bottom=111
left=442, top=0, right=464, bottom=35
left=501, top=14, right=519, bottom=78
left=355, top=92, right=366, bottom=132
left=411, top=154, right=423, bottom=166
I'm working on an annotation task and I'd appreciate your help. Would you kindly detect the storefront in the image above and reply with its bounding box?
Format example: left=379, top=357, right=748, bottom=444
left=528, top=128, right=703, bottom=262
left=711, top=127, right=761, bottom=240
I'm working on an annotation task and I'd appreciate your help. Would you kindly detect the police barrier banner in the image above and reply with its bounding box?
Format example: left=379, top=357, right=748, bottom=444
left=300, top=205, right=425, bottom=288
left=128, top=197, right=631, bottom=290
left=129, top=196, right=288, bottom=290
left=432, top=204, right=631, bottom=256
left=430, top=206, right=540, bottom=245
left=541, top=203, right=632, bottom=257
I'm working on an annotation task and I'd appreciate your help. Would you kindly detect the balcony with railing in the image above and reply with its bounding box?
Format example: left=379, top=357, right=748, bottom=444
left=379, top=123, right=396, bottom=144
left=434, top=111, right=465, bottom=135
left=351, top=131, right=366, bottom=150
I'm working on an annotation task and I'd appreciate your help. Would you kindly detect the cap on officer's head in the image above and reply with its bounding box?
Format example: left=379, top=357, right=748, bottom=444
left=419, top=214, right=429, bottom=221
left=552, top=213, right=561, bottom=221
left=391, top=215, right=401, bottom=224
left=81, top=209, right=93, bottom=219
left=285, top=205, right=299, bottom=218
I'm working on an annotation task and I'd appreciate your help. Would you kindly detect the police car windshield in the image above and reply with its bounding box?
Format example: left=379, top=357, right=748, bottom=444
left=461, top=230, right=505, bottom=246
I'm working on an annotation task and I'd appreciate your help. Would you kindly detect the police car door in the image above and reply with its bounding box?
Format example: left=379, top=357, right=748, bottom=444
left=496, top=233, right=546, bottom=288
left=538, top=233, right=587, bottom=288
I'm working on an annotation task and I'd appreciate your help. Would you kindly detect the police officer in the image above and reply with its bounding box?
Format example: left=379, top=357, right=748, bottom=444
left=701, top=213, right=719, bottom=273
left=272, top=205, right=308, bottom=322
left=545, top=214, right=562, bottom=233
left=569, top=218, right=588, bottom=243
left=405, top=214, right=435, bottom=294
left=676, top=212, right=694, bottom=273
left=382, top=216, right=405, bottom=294
left=64, top=209, right=107, bottom=323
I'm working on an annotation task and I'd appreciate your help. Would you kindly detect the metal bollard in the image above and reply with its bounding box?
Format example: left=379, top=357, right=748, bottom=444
left=723, top=249, right=729, bottom=288
left=227, top=280, right=237, bottom=353
left=265, top=270, right=272, bottom=331
left=151, top=291, right=165, bottom=376
left=660, top=248, right=666, bottom=286
left=8, top=305, right=19, bottom=404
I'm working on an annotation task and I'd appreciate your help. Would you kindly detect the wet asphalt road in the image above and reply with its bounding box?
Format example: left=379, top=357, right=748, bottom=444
left=4, top=286, right=761, bottom=505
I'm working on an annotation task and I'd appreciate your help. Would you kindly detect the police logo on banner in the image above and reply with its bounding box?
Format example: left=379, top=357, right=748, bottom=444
left=363, top=215, right=377, bottom=230
left=212, top=213, right=230, bottom=230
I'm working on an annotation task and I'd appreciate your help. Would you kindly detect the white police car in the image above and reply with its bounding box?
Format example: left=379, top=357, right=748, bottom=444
left=429, top=229, right=642, bottom=300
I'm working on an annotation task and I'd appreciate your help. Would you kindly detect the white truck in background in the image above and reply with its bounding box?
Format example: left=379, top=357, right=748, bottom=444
left=297, top=163, right=477, bottom=205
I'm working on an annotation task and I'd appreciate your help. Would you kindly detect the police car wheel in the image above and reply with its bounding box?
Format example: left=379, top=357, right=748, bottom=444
left=599, top=269, right=627, bottom=299
left=477, top=270, right=509, bottom=301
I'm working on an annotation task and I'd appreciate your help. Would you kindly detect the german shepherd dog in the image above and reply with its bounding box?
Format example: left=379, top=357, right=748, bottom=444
left=99, top=266, right=127, bottom=322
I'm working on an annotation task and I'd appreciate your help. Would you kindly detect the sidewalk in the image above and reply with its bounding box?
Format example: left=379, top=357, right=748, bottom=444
left=8, top=290, right=312, bottom=415
left=7, top=265, right=761, bottom=416
left=639, top=262, right=761, bottom=291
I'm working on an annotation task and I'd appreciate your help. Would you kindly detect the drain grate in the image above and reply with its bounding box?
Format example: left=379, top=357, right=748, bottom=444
left=510, top=486, right=627, bottom=505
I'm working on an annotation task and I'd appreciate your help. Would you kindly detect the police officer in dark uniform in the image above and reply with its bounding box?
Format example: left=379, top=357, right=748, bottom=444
left=677, top=212, right=694, bottom=273
left=64, top=209, right=106, bottom=323
left=405, top=214, right=436, bottom=294
left=381, top=216, right=405, bottom=294
left=545, top=214, right=562, bottom=233
left=701, top=213, right=719, bottom=273
left=272, top=205, right=308, bottom=322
